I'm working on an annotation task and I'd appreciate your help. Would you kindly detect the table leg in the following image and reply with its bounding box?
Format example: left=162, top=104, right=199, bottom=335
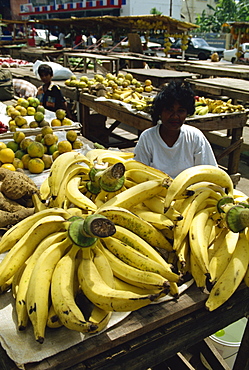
left=228, top=127, right=243, bottom=175
left=79, top=104, right=90, bottom=137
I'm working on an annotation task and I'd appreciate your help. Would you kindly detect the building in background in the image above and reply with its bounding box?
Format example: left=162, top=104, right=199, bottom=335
left=17, top=0, right=182, bottom=21
left=181, top=0, right=218, bottom=24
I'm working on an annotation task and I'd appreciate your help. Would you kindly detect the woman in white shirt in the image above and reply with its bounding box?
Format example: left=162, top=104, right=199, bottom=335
left=134, top=81, right=217, bottom=178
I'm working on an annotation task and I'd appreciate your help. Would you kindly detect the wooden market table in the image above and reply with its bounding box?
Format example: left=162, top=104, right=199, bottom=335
left=122, top=68, right=196, bottom=87
left=0, top=283, right=248, bottom=370
left=63, top=52, right=120, bottom=74
left=18, top=47, right=66, bottom=63
left=176, top=63, right=249, bottom=80
left=79, top=93, right=248, bottom=180
left=109, top=53, right=184, bottom=70
left=9, top=67, right=95, bottom=121
left=186, top=77, right=249, bottom=105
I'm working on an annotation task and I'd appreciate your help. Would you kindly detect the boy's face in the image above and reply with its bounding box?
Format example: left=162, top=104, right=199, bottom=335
left=39, top=73, right=52, bottom=84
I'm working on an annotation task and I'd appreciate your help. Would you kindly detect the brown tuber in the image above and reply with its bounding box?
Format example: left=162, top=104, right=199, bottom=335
left=0, top=168, right=38, bottom=200
left=0, top=208, right=34, bottom=228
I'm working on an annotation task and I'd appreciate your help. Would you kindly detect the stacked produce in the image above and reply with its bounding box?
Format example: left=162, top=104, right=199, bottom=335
left=0, top=167, right=37, bottom=228
left=194, top=96, right=245, bottom=115
left=0, top=127, right=80, bottom=174
left=0, top=57, right=32, bottom=68
left=5, top=100, right=73, bottom=131
left=0, top=150, right=248, bottom=343
left=65, top=72, right=153, bottom=96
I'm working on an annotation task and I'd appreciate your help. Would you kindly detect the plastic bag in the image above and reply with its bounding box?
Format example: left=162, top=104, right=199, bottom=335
left=33, top=60, right=73, bottom=80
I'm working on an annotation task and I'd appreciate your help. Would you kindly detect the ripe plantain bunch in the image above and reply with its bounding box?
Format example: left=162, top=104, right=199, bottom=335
left=195, top=96, right=245, bottom=115
left=0, top=150, right=249, bottom=344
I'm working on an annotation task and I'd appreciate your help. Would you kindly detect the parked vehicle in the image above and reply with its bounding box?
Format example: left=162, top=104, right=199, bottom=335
left=32, top=29, right=57, bottom=46
left=169, top=37, right=224, bottom=60
left=121, top=36, right=162, bottom=51
left=223, top=43, right=249, bottom=63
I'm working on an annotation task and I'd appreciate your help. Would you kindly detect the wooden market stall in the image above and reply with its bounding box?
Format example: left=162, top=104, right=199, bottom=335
left=175, top=62, right=249, bottom=80
left=32, top=14, right=199, bottom=58
left=0, top=282, right=248, bottom=369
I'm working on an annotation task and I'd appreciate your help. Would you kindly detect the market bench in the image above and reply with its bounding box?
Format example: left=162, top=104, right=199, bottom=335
left=79, top=93, right=248, bottom=183
left=122, top=68, right=197, bottom=88
left=175, top=63, right=249, bottom=80
left=63, top=52, right=120, bottom=74
left=0, top=283, right=248, bottom=369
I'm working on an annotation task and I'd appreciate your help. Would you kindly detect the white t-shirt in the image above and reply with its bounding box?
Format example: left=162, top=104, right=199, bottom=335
left=58, top=33, right=65, bottom=47
left=134, top=124, right=218, bottom=178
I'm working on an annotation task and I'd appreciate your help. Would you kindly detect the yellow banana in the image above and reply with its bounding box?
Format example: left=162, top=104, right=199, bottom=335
left=124, top=159, right=173, bottom=184
left=78, top=247, right=165, bottom=312
left=97, top=206, right=173, bottom=250
left=0, top=208, right=70, bottom=254
left=47, top=304, right=63, bottom=329
left=112, top=225, right=174, bottom=272
left=173, top=188, right=220, bottom=252
left=128, top=207, right=174, bottom=237
left=52, top=164, right=90, bottom=208
left=209, top=230, right=240, bottom=284
left=164, top=165, right=234, bottom=212
left=11, top=262, right=27, bottom=299
left=206, top=230, right=249, bottom=311
left=86, top=149, right=133, bottom=165
left=66, top=176, right=97, bottom=212
left=96, top=179, right=166, bottom=212
left=51, top=244, right=97, bottom=334
left=189, top=208, right=216, bottom=276
left=98, top=240, right=170, bottom=290
left=27, top=237, right=73, bottom=343
left=113, top=276, right=163, bottom=295
left=190, top=253, right=206, bottom=290
left=16, top=231, right=67, bottom=331
left=39, top=176, right=51, bottom=201
left=92, top=245, right=115, bottom=288
left=0, top=215, right=68, bottom=290
left=101, top=236, right=179, bottom=283
left=48, top=151, right=90, bottom=199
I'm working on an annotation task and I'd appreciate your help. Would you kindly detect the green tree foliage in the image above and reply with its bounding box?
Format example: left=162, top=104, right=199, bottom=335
left=195, top=0, right=249, bottom=33
left=150, top=7, right=162, bottom=15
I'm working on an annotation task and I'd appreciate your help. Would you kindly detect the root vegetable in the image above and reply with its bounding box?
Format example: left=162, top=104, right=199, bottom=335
left=0, top=168, right=38, bottom=200
left=0, top=193, right=28, bottom=213
left=0, top=208, right=35, bottom=228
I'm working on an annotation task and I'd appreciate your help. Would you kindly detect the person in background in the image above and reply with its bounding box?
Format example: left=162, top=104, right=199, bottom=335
left=36, top=64, right=72, bottom=119
left=134, top=81, right=217, bottom=178
left=74, top=32, right=83, bottom=49
left=86, top=33, right=97, bottom=47
left=58, top=31, right=66, bottom=48
left=13, top=79, right=37, bottom=99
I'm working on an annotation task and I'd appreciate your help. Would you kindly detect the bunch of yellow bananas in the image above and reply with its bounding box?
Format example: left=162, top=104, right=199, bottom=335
left=0, top=149, right=249, bottom=344
left=195, top=97, right=245, bottom=115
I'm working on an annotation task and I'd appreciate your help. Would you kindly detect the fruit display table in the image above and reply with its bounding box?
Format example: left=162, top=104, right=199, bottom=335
left=0, top=283, right=248, bottom=369
left=186, top=77, right=249, bottom=105
left=175, top=63, right=249, bottom=80
left=79, top=92, right=248, bottom=181
left=18, top=48, right=66, bottom=64
left=122, top=68, right=197, bottom=87
left=63, top=52, right=120, bottom=74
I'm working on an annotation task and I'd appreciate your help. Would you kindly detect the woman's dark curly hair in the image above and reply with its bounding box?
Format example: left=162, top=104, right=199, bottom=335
left=150, top=81, right=195, bottom=125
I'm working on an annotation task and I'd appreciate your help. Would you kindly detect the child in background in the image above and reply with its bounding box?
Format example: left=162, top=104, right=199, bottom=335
left=36, top=63, right=72, bottom=119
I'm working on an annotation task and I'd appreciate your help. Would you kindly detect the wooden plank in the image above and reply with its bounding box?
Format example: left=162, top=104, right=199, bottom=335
left=176, top=63, right=249, bottom=79
left=7, top=284, right=244, bottom=369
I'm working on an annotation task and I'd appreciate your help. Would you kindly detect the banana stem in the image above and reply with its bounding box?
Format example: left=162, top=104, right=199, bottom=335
left=226, top=205, right=249, bottom=233
left=83, top=214, right=116, bottom=237
left=98, top=162, right=125, bottom=192
left=68, top=215, right=116, bottom=248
